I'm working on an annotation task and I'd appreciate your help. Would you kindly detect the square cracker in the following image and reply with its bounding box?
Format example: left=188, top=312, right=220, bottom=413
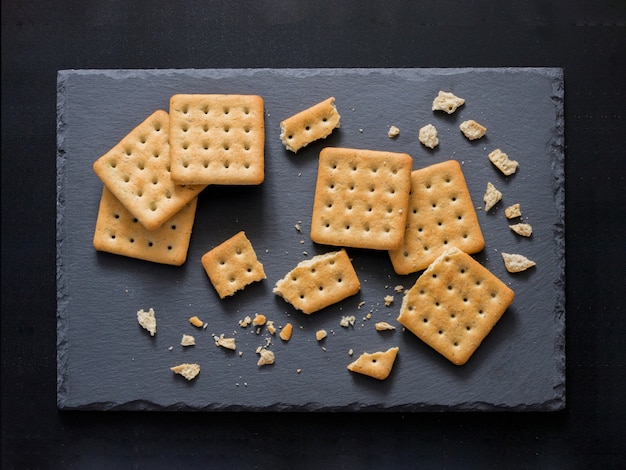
left=389, top=160, right=485, bottom=275
left=280, top=97, right=341, bottom=153
left=397, top=246, right=514, bottom=365
left=311, top=147, right=413, bottom=250
left=169, top=94, right=265, bottom=185
left=201, top=231, right=266, bottom=299
left=93, top=186, right=197, bottom=266
left=273, top=249, right=360, bottom=314
left=92, top=110, right=206, bottom=231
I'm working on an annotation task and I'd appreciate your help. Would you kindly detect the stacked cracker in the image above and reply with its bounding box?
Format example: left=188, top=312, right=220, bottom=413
left=92, top=95, right=265, bottom=266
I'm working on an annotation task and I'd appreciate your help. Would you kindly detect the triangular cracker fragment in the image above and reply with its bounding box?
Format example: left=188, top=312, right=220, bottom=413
left=483, top=182, right=502, bottom=212
left=505, top=203, right=522, bottom=219
left=501, top=252, right=536, bottom=273
left=169, top=94, right=265, bottom=185
left=460, top=120, right=487, bottom=140
left=280, top=97, right=341, bottom=153
left=509, top=223, right=533, bottom=237
left=432, top=91, right=465, bottom=114
left=347, top=347, right=399, bottom=380
left=93, top=186, right=197, bottom=266
left=273, top=249, right=360, bottom=314
left=389, top=160, right=485, bottom=274
left=201, top=231, right=266, bottom=299
left=170, top=363, right=200, bottom=381
left=92, top=110, right=206, bottom=231
left=137, top=308, right=157, bottom=336
left=311, top=147, right=413, bottom=250
left=398, top=247, right=514, bottom=366
left=488, top=149, right=519, bottom=176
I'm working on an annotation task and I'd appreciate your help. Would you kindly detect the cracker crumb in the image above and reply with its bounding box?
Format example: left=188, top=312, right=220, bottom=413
left=180, top=334, right=195, bottom=347
left=505, top=203, right=522, bottom=219
left=394, top=285, right=404, bottom=293
left=375, top=321, right=396, bottom=331
left=168, top=346, right=173, bottom=351
left=357, top=301, right=366, bottom=309
left=340, top=315, right=356, bottom=327
left=418, top=124, right=439, bottom=149
left=257, top=348, right=275, bottom=366
left=266, top=320, right=276, bottom=335
left=279, top=323, right=293, bottom=341
left=316, top=329, right=327, bottom=341
left=384, top=295, right=394, bottom=306
left=483, top=182, right=502, bottom=212
left=366, top=312, right=372, bottom=320
left=348, top=349, right=354, bottom=356
left=295, top=223, right=302, bottom=233
left=137, top=308, right=156, bottom=336
left=297, top=368, right=302, bottom=374
left=460, top=120, right=487, bottom=140
left=252, top=314, right=266, bottom=326
left=214, top=334, right=237, bottom=350
left=388, top=125, right=400, bottom=138
left=432, top=91, right=465, bottom=114
left=510, top=223, right=533, bottom=237
left=239, top=315, right=252, bottom=328
left=189, top=316, right=204, bottom=328
left=170, top=363, right=200, bottom=381
left=488, top=149, right=519, bottom=176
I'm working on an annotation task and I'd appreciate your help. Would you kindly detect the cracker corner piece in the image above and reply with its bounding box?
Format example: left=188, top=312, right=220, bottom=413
left=171, top=363, right=200, bottom=381
left=273, top=249, right=360, bottom=314
left=93, top=186, right=197, bottom=266
left=398, top=247, right=514, bottom=365
left=280, top=97, right=341, bottom=153
left=92, top=110, right=206, bottom=231
left=311, top=147, right=413, bottom=250
left=389, top=160, right=485, bottom=275
left=169, top=94, right=265, bottom=185
left=201, top=231, right=266, bottom=299
left=347, top=346, right=399, bottom=380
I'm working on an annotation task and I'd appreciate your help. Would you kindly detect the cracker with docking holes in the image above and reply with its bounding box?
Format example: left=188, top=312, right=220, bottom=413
left=273, top=249, right=360, bottom=314
left=389, top=160, right=485, bottom=275
left=280, top=97, right=341, bottom=153
left=397, top=247, right=514, bottom=365
left=92, top=110, right=206, bottom=231
left=347, top=347, right=399, bottom=380
left=169, top=94, right=265, bottom=185
left=201, top=231, right=266, bottom=299
left=93, top=186, right=197, bottom=266
left=311, top=147, right=413, bottom=250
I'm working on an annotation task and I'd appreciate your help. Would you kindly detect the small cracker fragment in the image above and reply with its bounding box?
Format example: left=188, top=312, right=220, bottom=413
left=488, top=149, right=519, bottom=176
left=460, top=120, right=487, bottom=140
left=92, top=110, right=206, bottom=231
left=169, top=94, right=265, bottom=185
left=340, top=315, right=356, bottom=327
left=388, top=125, right=400, bottom=138
left=181, top=334, right=196, bottom=346
left=432, top=91, right=465, bottom=114
left=171, top=363, right=200, bottom=381
left=509, top=223, right=533, bottom=237
left=280, top=97, right=341, bottom=153
left=398, top=247, right=514, bottom=365
left=202, top=231, right=266, bottom=299
left=315, top=329, right=327, bottom=341
left=311, top=147, right=413, bottom=250
left=273, top=249, right=361, bottom=314
left=384, top=295, right=394, bottom=306
left=189, top=316, right=204, bottom=328
left=214, top=334, right=237, bottom=350
left=502, top=252, right=536, bottom=273
left=252, top=314, right=266, bottom=326
left=375, top=321, right=396, bottom=331
left=257, top=349, right=275, bottom=366
left=483, top=182, right=502, bottom=212
left=418, top=124, right=439, bottom=149
left=505, top=203, right=522, bottom=219
left=279, top=323, right=293, bottom=341
left=93, top=186, right=198, bottom=266
left=137, top=308, right=156, bottom=336
left=347, top=347, right=399, bottom=380
left=389, top=160, right=485, bottom=274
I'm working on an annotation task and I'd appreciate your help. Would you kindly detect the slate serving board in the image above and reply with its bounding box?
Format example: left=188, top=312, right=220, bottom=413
left=56, top=68, right=565, bottom=411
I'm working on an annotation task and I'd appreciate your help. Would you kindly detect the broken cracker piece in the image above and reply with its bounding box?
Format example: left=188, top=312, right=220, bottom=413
left=418, top=124, right=439, bottom=149
left=137, top=308, right=156, bottom=336
left=375, top=322, right=396, bottom=331
left=171, top=363, right=200, bottom=381
left=488, top=149, right=519, bottom=176
left=505, top=203, right=522, bottom=219
left=257, top=349, right=275, bottom=366
left=432, top=91, right=465, bottom=114
left=502, top=252, right=536, bottom=273
left=509, top=223, right=533, bottom=237
left=483, top=182, right=502, bottom=212
left=347, top=347, right=399, bottom=380
left=460, top=120, right=486, bottom=140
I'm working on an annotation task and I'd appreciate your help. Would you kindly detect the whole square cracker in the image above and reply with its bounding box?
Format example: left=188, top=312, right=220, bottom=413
left=92, top=110, right=206, bottom=231
left=93, top=186, right=197, bottom=266
left=389, top=160, right=485, bottom=274
left=310, top=147, right=413, bottom=250
left=201, top=231, right=266, bottom=299
left=397, top=246, right=514, bottom=365
left=169, top=94, right=265, bottom=185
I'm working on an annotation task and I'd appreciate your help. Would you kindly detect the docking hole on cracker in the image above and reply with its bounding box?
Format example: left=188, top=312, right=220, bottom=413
left=347, top=347, right=399, bottom=380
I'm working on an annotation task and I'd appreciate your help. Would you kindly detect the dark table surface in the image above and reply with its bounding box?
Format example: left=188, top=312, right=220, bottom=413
left=2, top=1, right=625, bottom=468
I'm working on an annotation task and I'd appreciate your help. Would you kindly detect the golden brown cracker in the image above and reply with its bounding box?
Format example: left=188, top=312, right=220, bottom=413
left=347, top=347, right=399, bottom=380
left=280, top=97, right=340, bottom=153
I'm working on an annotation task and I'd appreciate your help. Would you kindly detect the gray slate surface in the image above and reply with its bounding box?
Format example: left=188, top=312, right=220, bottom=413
left=56, top=68, right=565, bottom=411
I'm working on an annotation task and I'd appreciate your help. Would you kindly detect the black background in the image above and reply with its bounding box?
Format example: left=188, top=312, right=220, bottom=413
left=2, top=1, right=625, bottom=468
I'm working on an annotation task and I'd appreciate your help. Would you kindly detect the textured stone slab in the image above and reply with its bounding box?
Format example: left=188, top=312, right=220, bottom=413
left=57, top=68, right=565, bottom=411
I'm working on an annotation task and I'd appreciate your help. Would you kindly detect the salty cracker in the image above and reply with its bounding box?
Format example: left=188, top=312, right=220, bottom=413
left=93, top=186, right=197, bottom=266
left=311, top=147, right=413, bottom=250
left=389, top=160, right=485, bottom=275
left=347, top=347, right=399, bottom=380
left=201, top=231, right=266, bottom=299
left=273, top=249, right=360, bottom=314
left=169, top=94, right=265, bottom=185
left=280, top=97, right=341, bottom=153
left=488, top=149, right=519, bottom=176
left=398, top=247, right=514, bottom=366
left=92, top=110, right=206, bottom=231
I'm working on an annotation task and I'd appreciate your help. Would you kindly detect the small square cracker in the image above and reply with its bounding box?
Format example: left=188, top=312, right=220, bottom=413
left=92, top=110, right=206, bottom=231
left=93, top=186, right=197, bottom=266
left=397, top=246, right=514, bottom=365
left=273, top=249, right=360, bottom=314
left=280, top=97, right=340, bottom=153
left=201, top=231, right=266, bottom=299
left=311, top=147, right=412, bottom=250
left=389, top=160, right=485, bottom=275
left=347, top=347, right=399, bottom=380
left=169, top=94, right=265, bottom=185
